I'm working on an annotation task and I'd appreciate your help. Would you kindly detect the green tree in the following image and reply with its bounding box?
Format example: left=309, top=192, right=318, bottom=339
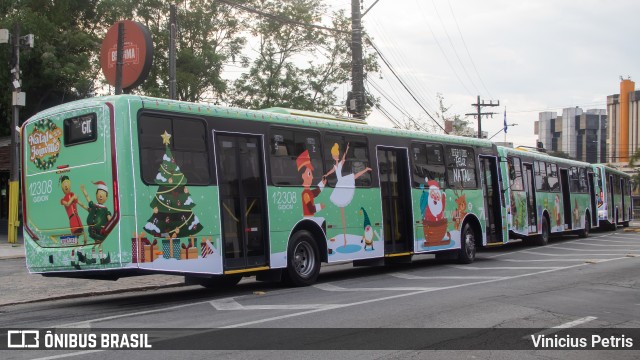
left=96, top=0, right=248, bottom=102
left=0, top=0, right=101, bottom=135
left=231, top=1, right=378, bottom=115
left=548, top=151, right=573, bottom=159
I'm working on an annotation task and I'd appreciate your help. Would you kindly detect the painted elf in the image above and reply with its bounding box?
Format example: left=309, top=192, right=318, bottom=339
left=360, top=207, right=379, bottom=251
left=78, top=181, right=112, bottom=264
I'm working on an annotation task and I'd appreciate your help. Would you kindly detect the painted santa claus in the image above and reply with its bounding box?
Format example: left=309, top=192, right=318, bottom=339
left=424, top=177, right=446, bottom=222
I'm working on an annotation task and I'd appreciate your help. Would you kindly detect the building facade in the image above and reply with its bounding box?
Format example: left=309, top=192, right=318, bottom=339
left=607, top=79, right=640, bottom=163
left=535, top=107, right=607, bottom=163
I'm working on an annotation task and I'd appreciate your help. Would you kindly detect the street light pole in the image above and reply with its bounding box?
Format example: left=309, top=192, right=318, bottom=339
left=2, top=23, right=33, bottom=243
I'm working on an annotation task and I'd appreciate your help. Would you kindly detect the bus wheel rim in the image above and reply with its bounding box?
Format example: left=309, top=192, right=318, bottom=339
left=293, top=241, right=314, bottom=278
left=465, top=230, right=475, bottom=258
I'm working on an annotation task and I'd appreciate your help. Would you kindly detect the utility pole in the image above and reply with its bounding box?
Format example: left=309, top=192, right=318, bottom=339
left=347, top=0, right=365, bottom=119
left=169, top=3, right=177, bottom=100
left=114, top=21, right=124, bottom=95
left=1, top=23, right=33, bottom=243
left=466, top=95, right=499, bottom=139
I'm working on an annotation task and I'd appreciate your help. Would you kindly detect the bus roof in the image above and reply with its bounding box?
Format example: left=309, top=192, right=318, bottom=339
left=26, top=95, right=498, bottom=149
left=497, top=145, right=593, bottom=168
left=592, top=164, right=631, bottom=177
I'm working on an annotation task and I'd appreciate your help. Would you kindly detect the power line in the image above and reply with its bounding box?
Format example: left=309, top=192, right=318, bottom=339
left=412, top=0, right=474, bottom=97
left=367, top=78, right=416, bottom=122
left=447, top=0, right=493, bottom=99
left=215, top=0, right=349, bottom=35
left=366, top=37, right=448, bottom=134
left=431, top=0, right=480, bottom=95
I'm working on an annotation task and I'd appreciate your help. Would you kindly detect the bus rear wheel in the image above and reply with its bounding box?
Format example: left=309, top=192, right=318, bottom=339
left=457, top=224, right=476, bottom=264
left=284, top=230, right=320, bottom=286
left=533, top=216, right=550, bottom=246
left=578, top=217, right=590, bottom=238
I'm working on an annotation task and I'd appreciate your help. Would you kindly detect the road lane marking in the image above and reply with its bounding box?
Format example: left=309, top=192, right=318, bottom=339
left=223, top=257, right=630, bottom=328
left=30, top=350, right=104, bottom=360
left=522, top=250, right=633, bottom=257
left=54, top=257, right=635, bottom=330
left=391, top=273, right=504, bottom=280
left=314, top=283, right=440, bottom=292
left=549, top=246, right=636, bottom=252
left=570, top=242, right=640, bottom=247
left=498, top=259, right=600, bottom=262
left=526, top=316, right=598, bottom=339
left=552, top=316, right=598, bottom=328
left=449, top=265, right=562, bottom=270
left=210, top=298, right=337, bottom=310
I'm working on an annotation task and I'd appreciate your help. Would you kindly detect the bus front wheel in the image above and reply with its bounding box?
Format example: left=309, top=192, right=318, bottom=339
left=284, top=230, right=320, bottom=286
left=457, top=224, right=476, bottom=264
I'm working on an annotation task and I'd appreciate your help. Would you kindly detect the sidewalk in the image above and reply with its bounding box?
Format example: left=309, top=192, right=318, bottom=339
left=0, top=219, right=186, bottom=307
left=0, top=218, right=25, bottom=259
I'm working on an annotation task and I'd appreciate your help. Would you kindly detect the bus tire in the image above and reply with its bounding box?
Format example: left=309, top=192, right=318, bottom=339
left=191, top=275, right=242, bottom=289
left=284, top=230, right=320, bottom=287
left=622, top=221, right=630, bottom=228
left=578, top=216, right=590, bottom=238
left=457, top=223, right=477, bottom=264
left=533, top=216, right=550, bottom=246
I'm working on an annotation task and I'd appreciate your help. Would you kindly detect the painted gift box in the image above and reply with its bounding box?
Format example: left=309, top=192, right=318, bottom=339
left=180, top=236, right=198, bottom=260
left=143, top=239, right=159, bottom=262
left=200, top=237, right=215, bottom=258
left=132, top=232, right=153, bottom=263
left=162, top=238, right=181, bottom=260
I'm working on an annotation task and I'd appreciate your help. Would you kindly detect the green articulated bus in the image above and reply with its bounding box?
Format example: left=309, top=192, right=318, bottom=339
left=497, top=146, right=598, bottom=245
left=592, top=164, right=632, bottom=229
left=21, top=95, right=509, bottom=287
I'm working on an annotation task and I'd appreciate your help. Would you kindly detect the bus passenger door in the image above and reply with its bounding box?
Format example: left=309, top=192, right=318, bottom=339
left=588, top=172, right=597, bottom=226
left=479, top=156, right=502, bottom=244
left=559, top=168, right=572, bottom=230
left=215, top=133, right=268, bottom=271
left=620, top=178, right=626, bottom=222
left=523, top=163, right=538, bottom=233
left=609, top=175, right=615, bottom=222
left=377, top=147, right=413, bottom=255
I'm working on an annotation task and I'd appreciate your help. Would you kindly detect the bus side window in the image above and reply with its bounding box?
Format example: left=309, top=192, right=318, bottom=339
left=445, top=146, right=476, bottom=189
left=411, top=143, right=445, bottom=188
left=535, top=161, right=549, bottom=191
left=569, top=167, right=579, bottom=192
left=509, top=157, right=524, bottom=191
left=324, top=134, right=371, bottom=187
left=547, top=163, right=559, bottom=192
left=269, top=128, right=321, bottom=186
left=578, top=168, right=588, bottom=193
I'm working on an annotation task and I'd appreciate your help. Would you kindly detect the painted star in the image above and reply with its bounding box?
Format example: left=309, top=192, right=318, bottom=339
left=161, top=130, right=172, bottom=145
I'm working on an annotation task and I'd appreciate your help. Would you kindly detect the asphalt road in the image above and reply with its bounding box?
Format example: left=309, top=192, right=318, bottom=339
left=1, top=230, right=639, bottom=359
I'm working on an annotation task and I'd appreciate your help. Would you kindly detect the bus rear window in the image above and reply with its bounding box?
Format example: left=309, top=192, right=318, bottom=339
left=63, top=113, right=97, bottom=146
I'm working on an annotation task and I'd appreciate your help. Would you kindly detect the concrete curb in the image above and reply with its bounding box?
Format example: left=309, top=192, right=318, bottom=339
left=0, top=255, right=25, bottom=260
left=0, top=282, right=187, bottom=308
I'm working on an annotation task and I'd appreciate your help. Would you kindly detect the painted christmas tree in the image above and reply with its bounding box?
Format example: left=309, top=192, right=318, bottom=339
left=143, top=130, right=203, bottom=238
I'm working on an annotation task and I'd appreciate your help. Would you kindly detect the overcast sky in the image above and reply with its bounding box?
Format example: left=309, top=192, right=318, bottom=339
left=329, top=0, right=640, bottom=147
